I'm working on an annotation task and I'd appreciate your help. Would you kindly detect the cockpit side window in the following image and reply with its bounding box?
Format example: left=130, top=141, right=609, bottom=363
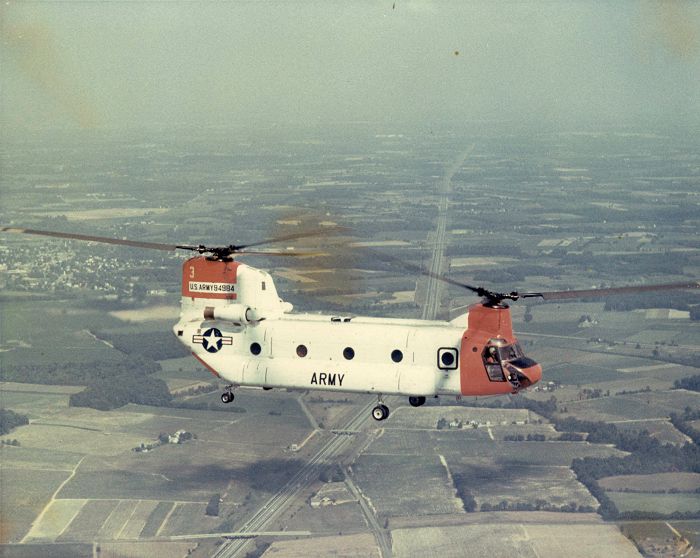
left=497, top=343, right=524, bottom=362
left=482, top=345, right=506, bottom=382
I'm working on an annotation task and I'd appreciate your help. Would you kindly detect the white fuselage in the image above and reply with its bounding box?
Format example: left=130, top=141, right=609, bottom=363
left=175, top=313, right=465, bottom=397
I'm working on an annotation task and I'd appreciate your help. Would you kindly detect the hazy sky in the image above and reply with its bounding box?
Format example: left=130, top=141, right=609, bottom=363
left=2, top=1, right=699, bottom=132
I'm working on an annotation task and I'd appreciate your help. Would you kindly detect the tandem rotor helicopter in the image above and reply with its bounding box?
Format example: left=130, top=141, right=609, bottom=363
left=2, top=225, right=698, bottom=422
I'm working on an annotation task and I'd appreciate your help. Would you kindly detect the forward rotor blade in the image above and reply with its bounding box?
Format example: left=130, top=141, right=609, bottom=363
left=236, top=250, right=325, bottom=257
left=358, top=246, right=483, bottom=294
left=522, top=281, right=700, bottom=301
left=0, top=226, right=188, bottom=252
left=237, top=225, right=348, bottom=250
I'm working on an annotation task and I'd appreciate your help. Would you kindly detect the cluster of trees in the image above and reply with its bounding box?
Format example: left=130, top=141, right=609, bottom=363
left=319, top=464, right=346, bottom=483
left=0, top=409, right=29, bottom=435
left=205, top=494, right=221, bottom=517
left=674, top=375, right=700, bottom=392
left=503, top=433, right=546, bottom=442
left=479, top=500, right=594, bottom=513
left=556, top=432, right=584, bottom=441
left=70, top=374, right=172, bottom=411
left=97, top=331, right=189, bottom=361
left=1, top=356, right=160, bottom=385
left=669, top=407, right=700, bottom=446
left=452, top=474, right=477, bottom=512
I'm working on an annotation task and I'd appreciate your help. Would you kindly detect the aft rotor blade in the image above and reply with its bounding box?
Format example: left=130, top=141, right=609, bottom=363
left=522, top=281, right=700, bottom=301
left=0, top=226, right=190, bottom=252
left=237, top=225, right=348, bottom=250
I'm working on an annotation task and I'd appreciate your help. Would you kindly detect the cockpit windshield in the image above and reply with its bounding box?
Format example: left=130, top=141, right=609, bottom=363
left=497, top=343, right=524, bottom=362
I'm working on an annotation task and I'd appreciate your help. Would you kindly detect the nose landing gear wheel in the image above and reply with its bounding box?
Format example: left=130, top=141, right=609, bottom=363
left=221, top=391, right=234, bottom=404
left=408, top=396, right=426, bottom=407
left=371, top=404, right=390, bottom=421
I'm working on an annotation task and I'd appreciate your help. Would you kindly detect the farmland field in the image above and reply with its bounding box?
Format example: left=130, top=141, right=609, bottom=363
left=24, top=499, right=86, bottom=542
left=0, top=446, right=83, bottom=471
left=139, top=501, right=174, bottom=538
left=0, top=468, right=70, bottom=543
left=156, top=502, right=222, bottom=537
left=608, top=492, right=700, bottom=514
left=0, top=300, right=125, bottom=367
left=0, top=543, right=93, bottom=558
left=351, top=454, right=463, bottom=517
left=12, top=422, right=144, bottom=456
left=263, top=533, right=380, bottom=558
left=0, top=391, right=71, bottom=417
left=391, top=523, right=641, bottom=558
left=56, top=500, right=118, bottom=541
left=451, top=464, right=598, bottom=510
left=58, top=468, right=204, bottom=502
left=434, top=438, right=625, bottom=466
left=97, top=500, right=140, bottom=539
left=564, top=392, right=695, bottom=423
left=117, top=500, right=160, bottom=540
left=599, top=473, right=700, bottom=493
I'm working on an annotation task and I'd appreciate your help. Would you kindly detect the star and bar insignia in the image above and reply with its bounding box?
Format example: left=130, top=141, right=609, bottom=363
left=192, top=327, right=233, bottom=353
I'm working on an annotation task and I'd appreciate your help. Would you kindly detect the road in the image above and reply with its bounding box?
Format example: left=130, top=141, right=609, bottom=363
left=421, top=146, right=474, bottom=320
left=212, top=399, right=382, bottom=558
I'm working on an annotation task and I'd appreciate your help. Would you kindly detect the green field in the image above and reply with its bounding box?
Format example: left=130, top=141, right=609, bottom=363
left=565, top=390, right=700, bottom=424
left=0, top=300, right=125, bottom=368
left=0, top=445, right=83, bottom=471
left=542, top=364, right=626, bottom=385
left=139, top=501, right=174, bottom=538
left=57, top=469, right=209, bottom=502
left=0, top=468, right=70, bottom=543
left=56, top=500, right=118, bottom=541
left=609, top=492, right=700, bottom=514
left=352, top=454, right=464, bottom=517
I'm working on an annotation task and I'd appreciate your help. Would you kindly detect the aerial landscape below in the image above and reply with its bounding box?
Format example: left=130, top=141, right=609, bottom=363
left=1, top=125, right=699, bottom=558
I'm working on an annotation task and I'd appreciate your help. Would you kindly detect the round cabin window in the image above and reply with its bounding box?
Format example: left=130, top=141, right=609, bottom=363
left=296, top=344, right=308, bottom=358
left=250, top=342, right=261, bottom=356
left=343, top=347, right=355, bottom=360
left=440, top=351, right=455, bottom=367
left=391, top=349, right=403, bottom=363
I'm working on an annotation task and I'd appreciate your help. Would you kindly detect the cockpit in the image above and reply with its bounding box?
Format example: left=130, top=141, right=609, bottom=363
left=482, top=339, right=540, bottom=389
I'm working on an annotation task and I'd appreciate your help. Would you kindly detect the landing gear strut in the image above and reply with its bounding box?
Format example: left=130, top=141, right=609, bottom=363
left=221, top=385, right=234, bottom=404
left=408, top=396, right=426, bottom=407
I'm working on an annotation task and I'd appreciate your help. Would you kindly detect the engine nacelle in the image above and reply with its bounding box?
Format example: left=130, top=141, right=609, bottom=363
left=203, top=304, right=261, bottom=323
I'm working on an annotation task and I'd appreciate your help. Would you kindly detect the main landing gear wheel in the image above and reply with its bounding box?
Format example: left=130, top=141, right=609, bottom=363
left=372, top=404, right=390, bottom=421
left=221, top=391, right=234, bottom=404
left=408, top=396, right=426, bottom=407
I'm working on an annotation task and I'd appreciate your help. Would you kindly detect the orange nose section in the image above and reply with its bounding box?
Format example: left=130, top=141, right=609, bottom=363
left=520, top=363, right=542, bottom=388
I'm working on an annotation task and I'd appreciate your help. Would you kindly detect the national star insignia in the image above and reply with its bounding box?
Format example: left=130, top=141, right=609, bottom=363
left=192, top=327, right=233, bottom=353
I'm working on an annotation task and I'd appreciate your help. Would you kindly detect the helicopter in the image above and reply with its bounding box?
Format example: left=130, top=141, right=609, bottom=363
left=2, top=225, right=698, bottom=422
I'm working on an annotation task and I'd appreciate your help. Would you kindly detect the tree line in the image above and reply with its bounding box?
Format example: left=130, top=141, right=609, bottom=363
left=0, top=409, right=29, bottom=435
